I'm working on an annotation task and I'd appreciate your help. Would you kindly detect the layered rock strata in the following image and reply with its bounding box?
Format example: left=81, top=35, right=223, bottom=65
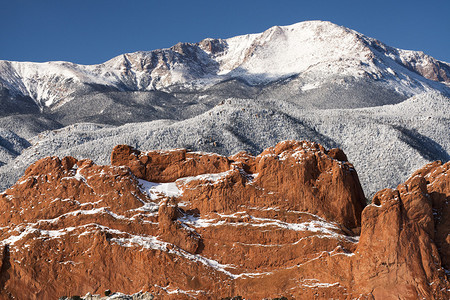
left=0, top=141, right=447, bottom=299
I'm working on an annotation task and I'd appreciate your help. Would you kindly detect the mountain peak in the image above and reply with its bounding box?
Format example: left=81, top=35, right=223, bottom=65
left=0, top=20, right=449, bottom=108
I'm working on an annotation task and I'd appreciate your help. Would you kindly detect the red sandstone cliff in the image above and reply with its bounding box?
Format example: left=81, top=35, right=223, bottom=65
left=0, top=141, right=447, bottom=299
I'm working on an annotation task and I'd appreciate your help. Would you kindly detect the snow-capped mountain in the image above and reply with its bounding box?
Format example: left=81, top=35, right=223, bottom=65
left=0, top=21, right=449, bottom=108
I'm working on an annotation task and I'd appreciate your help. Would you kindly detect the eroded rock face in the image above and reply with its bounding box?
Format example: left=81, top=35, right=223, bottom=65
left=111, top=145, right=232, bottom=182
left=354, top=174, right=445, bottom=299
left=111, top=141, right=365, bottom=230
left=0, top=141, right=448, bottom=299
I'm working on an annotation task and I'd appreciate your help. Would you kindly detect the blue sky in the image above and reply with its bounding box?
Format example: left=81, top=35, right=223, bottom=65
left=1, top=0, right=449, bottom=64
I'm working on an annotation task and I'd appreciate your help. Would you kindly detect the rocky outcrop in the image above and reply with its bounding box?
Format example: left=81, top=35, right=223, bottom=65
left=407, top=162, right=450, bottom=265
left=111, top=145, right=232, bottom=182
left=111, top=141, right=365, bottom=230
left=158, top=200, right=202, bottom=254
left=354, top=171, right=447, bottom=299
left=0, top=141, right=448, bottom=299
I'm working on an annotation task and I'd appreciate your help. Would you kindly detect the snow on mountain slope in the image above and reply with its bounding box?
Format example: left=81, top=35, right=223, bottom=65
left=0, top=91, right=448, bottom=198
left=214, top=21, right=450, bottom=95
left=217, top=22, right=384, bottom=80
left=0, top=21, right=449, bottom=108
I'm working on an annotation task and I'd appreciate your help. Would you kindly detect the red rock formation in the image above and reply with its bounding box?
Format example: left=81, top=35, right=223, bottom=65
left=112, top=141, right=365, bottom=230
left=158, top=199, right=202, bottom=254
left=407, top=161, right=450, bottom=271
left=111, top=145, right=231, bottom=182
left=0, top=141, right=447, bottom=299
left=353, top=173, right=447, bottom=299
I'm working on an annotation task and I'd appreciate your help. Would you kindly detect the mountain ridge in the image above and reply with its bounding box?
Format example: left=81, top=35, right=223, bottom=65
left=1, top=21, right=449, bottom=109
